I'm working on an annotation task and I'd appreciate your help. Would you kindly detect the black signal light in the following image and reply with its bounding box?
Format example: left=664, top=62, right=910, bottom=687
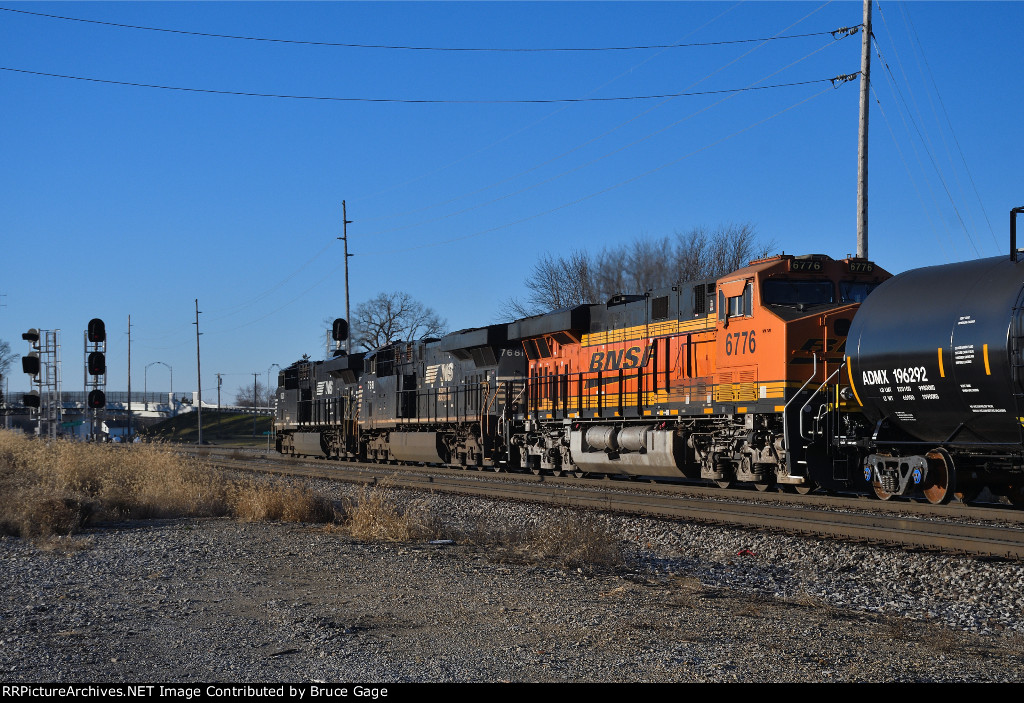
left=22, top=328, right=39, bottom=346
left=22, top=352, right=40, bottom=376
left=23, top=391, right=40, bottom=408
left=332, top=318, right=349, bottom=342
left=87, top=351, right=106, bottom=376
left=87, top=318, right=106, bottom=343
left=88, top=389, right=106, bottom=409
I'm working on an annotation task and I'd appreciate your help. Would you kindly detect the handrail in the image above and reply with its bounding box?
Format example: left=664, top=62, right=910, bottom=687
left=799, top=362, right=844, bottom=441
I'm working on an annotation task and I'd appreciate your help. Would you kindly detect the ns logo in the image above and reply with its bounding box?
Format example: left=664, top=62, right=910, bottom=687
left=588, top=344, right=654, bottom=372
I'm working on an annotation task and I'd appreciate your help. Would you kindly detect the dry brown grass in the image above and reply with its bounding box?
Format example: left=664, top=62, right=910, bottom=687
left=0, top=431, right=628, bottom=572
left=453, top=510, right=625, bottom=571
left=0, top=431, right=334, bottom=537
left=340, top=482, right=442, bottom=542
left=231, top=481, right=337, bottom=523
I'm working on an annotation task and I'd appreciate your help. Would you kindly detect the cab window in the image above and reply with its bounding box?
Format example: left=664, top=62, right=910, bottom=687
left=762, top=279, right=835, bottom=305
left=839, top=280, right=881, bottom=303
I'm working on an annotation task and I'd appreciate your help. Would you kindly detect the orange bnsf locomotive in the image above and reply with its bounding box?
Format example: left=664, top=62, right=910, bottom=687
left=508, top=253, right=887, bottom=491
left=275, top=251, right=892, bottom=496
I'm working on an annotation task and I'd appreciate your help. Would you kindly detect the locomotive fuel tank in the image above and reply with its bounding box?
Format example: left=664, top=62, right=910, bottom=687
left=847, top=255, right=1024, bottom=447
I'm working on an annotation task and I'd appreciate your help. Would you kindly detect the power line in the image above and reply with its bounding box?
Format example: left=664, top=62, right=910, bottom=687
left=0, top=6, right=858, bottom=52
left=0, top=66, right=840, bottom=104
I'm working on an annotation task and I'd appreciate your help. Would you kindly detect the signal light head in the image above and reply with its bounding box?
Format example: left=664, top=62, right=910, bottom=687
left=87, top=318, right=106, bottom=343
left=88, top=389, right=106, bottom=409
left=22, top=329, right=39, bottom=346
left=22, top=352, right=40, bottom=376
left=87, top=351, right=106, bottom=376
left=332, top=318, right=349, bottom=342
left=23, top=391, right=40, bottom=408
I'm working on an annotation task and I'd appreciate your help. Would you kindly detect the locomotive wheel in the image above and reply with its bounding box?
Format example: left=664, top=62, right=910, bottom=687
left=922, top=449, right=955, bottom=505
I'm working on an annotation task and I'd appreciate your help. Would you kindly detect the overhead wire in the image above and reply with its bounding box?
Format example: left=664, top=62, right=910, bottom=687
left=0, top=5, right=851, bottom=52
left=0, top=66, right=839, bottom=104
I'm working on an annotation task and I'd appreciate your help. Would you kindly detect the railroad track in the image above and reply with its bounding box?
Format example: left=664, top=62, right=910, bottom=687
left=187, top=446, right=1024, bottom=560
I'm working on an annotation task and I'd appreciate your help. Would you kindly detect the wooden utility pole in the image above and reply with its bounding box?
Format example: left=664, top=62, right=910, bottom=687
left=127, top=315, right=132, bottom=439
left=338, top=201, right=353, bottom=353
left=195, top=299, right=202, bottom=445
left=856, top=0, right=872, bottom=259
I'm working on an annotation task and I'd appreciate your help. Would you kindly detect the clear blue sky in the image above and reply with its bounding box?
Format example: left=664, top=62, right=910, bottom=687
left=1, top=1, right=1021, bottom=397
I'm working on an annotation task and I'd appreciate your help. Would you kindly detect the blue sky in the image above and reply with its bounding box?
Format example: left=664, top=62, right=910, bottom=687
left=1, top=1, right=1021, bottom=397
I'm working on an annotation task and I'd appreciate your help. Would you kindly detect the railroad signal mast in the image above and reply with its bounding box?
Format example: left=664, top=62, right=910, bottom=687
left=84, top=318, right=107, bottom=440
left=22, top=328, right=61, bottom=439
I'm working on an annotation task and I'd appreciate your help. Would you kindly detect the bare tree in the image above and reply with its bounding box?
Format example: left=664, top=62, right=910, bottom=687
left=352, top=291, right=447, bottom=351
left=501, top=223, right=773, bottom=317
left=234, top=380, right=273, bottom=408
left=0, top=339, right=16, bottom=376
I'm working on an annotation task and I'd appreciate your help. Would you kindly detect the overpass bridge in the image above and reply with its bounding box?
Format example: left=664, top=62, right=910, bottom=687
left=6, top=391, right=274, bottom=420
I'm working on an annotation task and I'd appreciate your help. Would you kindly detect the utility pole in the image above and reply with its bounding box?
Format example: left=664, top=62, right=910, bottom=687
left=194, top=299, right=202, bottom=445
left=856, top=0, right=872, bottom=259
left=216, top=373, right=222, bottom=428
left=127, top=315, right=132, bottom=440
left=253, top=372, right=258, bottom=437
left=337, top=201, right=353, bottom=353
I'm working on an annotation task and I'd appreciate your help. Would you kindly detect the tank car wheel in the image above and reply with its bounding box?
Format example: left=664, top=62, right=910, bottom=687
left=922, top=449, right=955, bottom=505
left=572, top=470, right=587, bottom=479
left=753, top=482, right=772, bottom=492
left=871, top=480, right=894, bottom=501
left=714, top=479, right=733, bottom=489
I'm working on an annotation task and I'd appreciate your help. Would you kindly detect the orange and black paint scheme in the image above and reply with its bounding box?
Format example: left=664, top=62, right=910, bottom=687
left=276, top=253, right=890, bottom=494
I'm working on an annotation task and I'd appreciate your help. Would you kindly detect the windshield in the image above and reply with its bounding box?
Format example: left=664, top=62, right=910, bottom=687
left=762, top=279, right=835, bottom=305
left=839, top=280, right=881, bottom=303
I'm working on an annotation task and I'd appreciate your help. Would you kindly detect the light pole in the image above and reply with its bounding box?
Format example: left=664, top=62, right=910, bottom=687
left=266, top=363, right=280, bottom=452
left=253, top=372, right=258, bottom=437
left=266, top=364, right=280, bottom=405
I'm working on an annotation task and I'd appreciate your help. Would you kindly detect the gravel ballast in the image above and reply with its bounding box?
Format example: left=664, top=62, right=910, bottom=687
left=3, top=484, right=1024, bottom=683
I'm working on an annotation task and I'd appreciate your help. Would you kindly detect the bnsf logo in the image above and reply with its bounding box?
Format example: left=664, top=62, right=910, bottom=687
left=588, top=345, right=654, bottom=372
